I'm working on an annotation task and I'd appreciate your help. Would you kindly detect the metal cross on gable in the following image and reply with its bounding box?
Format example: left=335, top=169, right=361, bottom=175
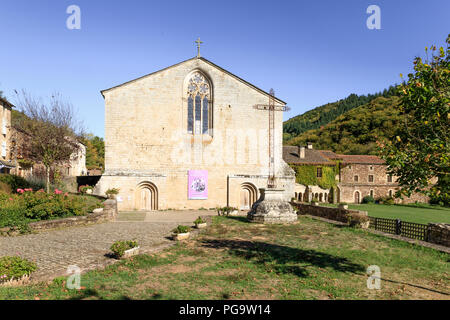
left=253, top=89, right=290, bottom=188
left=195, top=37, right=203, bottom=58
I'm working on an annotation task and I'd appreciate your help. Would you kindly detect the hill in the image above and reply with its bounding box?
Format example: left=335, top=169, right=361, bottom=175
left=285, top=95, right=403, bottom=155
left=283, top=86, right=397, bottom=142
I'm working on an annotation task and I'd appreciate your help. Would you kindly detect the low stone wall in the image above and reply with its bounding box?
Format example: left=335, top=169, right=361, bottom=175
left=291, top=202, right=369, bottom=228
left=0, top=199, right=117, bottom=236
left=428, top=223, right=450, bottom=247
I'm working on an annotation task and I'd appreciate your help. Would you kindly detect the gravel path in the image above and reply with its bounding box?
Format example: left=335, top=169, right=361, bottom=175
left=0, top=210, right=216, bottom=282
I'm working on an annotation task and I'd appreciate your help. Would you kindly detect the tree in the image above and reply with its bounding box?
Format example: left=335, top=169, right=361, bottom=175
left=379, top=34, right=449, bottom=204
left=82, top=133, right=105, bottom=172
left=13, top=90, right=84, bottom=192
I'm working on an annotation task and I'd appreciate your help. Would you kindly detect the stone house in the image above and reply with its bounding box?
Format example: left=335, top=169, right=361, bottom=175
left=283, top=144, right=430, bottom=204
left=95, top=56, right=295, bottom=211
left=0, top=97, right=15, bottom=174
left=10, top=126, right=87, bottom=179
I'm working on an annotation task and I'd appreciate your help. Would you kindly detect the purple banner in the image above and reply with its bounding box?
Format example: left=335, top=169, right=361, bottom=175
left=188, top=170, right=208, bottom=200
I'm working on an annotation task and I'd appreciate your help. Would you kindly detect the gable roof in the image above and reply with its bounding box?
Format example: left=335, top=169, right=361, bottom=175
left=100, top=56, right=287, bottom=104
left=338, top=154, right=385, bottom=165
left=283, top=146, right=335, bottom=165
left=0, top=97, right=14, bottom=109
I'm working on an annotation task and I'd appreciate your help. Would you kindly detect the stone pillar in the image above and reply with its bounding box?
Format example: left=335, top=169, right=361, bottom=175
left=247, top=188, right=297, bottom=224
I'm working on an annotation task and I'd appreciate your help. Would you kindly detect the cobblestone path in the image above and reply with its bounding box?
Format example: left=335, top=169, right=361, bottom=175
left=0, top=210, right=216, bottom=281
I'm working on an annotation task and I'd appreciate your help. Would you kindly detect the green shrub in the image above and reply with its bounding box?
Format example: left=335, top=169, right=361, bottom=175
left=362, top=195, right=375, bottom=204
left=0, top=182, right=11, bottom=194
left=105, top=188, right=119, bottom=196
left=311, top=197, right=319, bottom=203
left=194, top=216, right=205, bottom=225
left=0, top=190, right=103, bottom=230
left=172, top=225, right=191, bottom=234
left=110, top=240, right=138, bottom=258
left=0, top=256, right=37, bottom=282
left=216, top=206, right=237, bottom=216
left=0, top=175, right=30, bottom=193
left=347, top=212, right=370, bottom=228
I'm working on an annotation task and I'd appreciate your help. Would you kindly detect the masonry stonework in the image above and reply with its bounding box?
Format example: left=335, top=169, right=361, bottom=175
left=95, top=57, right=295, bottom=211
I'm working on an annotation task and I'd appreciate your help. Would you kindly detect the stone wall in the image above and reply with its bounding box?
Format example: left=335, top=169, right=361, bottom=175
left=96, top=57, right=295, bottom=210
left=291, top=202, right=369, bottom=228
left=0, top=199, right=117, bottom=236
left=428, top=223, right=450, bottom=247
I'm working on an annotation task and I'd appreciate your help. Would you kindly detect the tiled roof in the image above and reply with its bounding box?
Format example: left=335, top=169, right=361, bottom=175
left=338, top=154, right=385, bottom=165
left=0, top=159, right=15, bottom=168
left=0, top=97, right=14, bottom=108
left=283, top=146, right=335, bottom=165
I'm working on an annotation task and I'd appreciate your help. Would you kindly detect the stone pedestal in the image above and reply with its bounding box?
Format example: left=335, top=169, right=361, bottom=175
left=247, top=188, right=297, bottom=224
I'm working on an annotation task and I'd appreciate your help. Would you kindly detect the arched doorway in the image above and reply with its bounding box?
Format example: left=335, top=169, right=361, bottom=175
left=240, top=183, right=258, bottom=210
left=354, top=191, right=360, bottom=204
left=135, top=182, right=158, bottom=211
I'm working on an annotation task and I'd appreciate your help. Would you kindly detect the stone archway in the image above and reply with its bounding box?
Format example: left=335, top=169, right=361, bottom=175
left=135, top=182, right=158, bottom=211
left=240, top=183, right=258, bottom=210
left=354, top=191, right=360, bottom=204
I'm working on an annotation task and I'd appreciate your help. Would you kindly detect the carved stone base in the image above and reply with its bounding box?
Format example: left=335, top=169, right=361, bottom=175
left=247, top=188, right=297, bottom=224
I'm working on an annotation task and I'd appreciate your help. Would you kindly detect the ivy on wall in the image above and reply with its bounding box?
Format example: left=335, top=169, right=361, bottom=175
left=289, top=163, right=339, bottom=189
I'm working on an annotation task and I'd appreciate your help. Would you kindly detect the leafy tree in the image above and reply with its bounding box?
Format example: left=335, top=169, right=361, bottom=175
left=379, top=35, right=449, bottom=203
left=13, top=90, right=84, bottom=192
left=81, top=133, right=105, bottom=171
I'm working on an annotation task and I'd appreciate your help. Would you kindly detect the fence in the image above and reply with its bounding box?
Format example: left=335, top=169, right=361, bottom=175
left=368, top=217, right=429, bottom=241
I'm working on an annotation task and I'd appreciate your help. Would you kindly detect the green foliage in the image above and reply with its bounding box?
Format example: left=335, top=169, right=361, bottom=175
left=79, top=185, right=93, bottom=194
left=194, top=216, right=206, bottom=225
left=286, top=96, right=403, bottom=155
left=0, top=191, right=103, bottom=229
left=105, top=188, right=119, bottom=195
left=290, top=164, right=338, bottom=189
left=172, top=225, right=191, bottom=234
left=81, top=134, right=105, bottom=172
left=216, top=206, right=238, bottom=216
left=362, top=196, right=375, bottom=204
left=0, top=175, right=31, bottom=193
left=110, top=240, right=138, bottom=258
left=0, top=256, right=37, bottom=282
left=284, top=86, right=397, bottom=142
left=376, top=196, right=394, bottom=205
left=380, top=35, right=450, bottom=200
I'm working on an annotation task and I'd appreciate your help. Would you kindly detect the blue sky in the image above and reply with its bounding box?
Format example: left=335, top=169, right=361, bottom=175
left=0, top=0, right=449, bottom=137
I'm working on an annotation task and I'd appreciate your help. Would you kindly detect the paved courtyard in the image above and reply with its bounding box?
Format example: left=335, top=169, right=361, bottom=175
left=0, top=210, right=217, bottom=282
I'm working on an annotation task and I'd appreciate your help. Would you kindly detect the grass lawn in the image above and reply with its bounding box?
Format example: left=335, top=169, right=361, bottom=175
left=0, top=216, right=448, bottom=300
left=321, top=203, right=450, bottom=225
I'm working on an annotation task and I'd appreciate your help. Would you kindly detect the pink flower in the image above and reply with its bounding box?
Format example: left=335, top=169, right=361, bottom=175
left=8, top=198, right=12, bottom=201
left=54, top=189, right=63, bottom=195
left=64, top=192, right=69, bottom=197
left=16, top=189, right=24, bottom=194
left=24, top=188, right=33, bottom=192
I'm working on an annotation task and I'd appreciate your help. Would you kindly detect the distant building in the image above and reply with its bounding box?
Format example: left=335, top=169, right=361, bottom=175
left=283, top=144, right=431, bottom=204
left=0, top=97, right=15, bottom=174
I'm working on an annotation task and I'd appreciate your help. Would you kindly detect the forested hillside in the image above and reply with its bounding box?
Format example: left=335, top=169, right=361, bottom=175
left=283, top=86, right=397, bottom=142
left=285, top=95, right=403, bottom=155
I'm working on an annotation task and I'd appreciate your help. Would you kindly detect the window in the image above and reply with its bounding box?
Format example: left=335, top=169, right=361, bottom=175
left=368, top=175, right=374, bottom=182
left=187, top=72, right=211, bottom=135
left=2, top=119, right=6, bottom=135
left=317, top=167, right=322, bottom=178
left=387, top=175, right=393, bottom=183
left=354, top=175, right=359, bottom=182
left=1, top=142, right=6, bottom=157
left=370, top=190, right=374, bottom=198
left=388, top=190, right=393, bottom=197
left=369, top=165, right=373, bottom=171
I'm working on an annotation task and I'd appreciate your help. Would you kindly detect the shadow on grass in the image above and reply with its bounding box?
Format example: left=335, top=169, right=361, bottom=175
left=200, top=239, right=365, bottom=278
left=68, top=288, right=134, bottom=300
left=222, top=216, right=249, bottom=223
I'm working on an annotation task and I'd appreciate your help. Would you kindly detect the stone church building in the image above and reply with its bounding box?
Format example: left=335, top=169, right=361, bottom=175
left=95, top=56, right=295, bottom=211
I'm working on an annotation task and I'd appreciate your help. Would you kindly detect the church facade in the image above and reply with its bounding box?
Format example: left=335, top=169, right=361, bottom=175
left=95, top=56, right=295, bottom=211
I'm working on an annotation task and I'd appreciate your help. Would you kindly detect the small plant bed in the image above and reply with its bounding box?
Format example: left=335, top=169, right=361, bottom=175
left=216, top=206, right=238, bottom=216
left=194, top=217, right=207, bottom=229
left=110, top=240, right=139, bottom=259
left=0, top=189, right=104, bottom=234
left=172, top=225, right=191, bottom=240
left=0, top=256, right=37, bottom=287
left=105, top=188, right=120, bottom=199
left=1, top=215, right=448, bottom=300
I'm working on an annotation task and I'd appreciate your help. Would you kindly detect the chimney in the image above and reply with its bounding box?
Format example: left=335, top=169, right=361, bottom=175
left=307, top=142, right=313, bottom=150
left=299, top=146, right=305, bottom=159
